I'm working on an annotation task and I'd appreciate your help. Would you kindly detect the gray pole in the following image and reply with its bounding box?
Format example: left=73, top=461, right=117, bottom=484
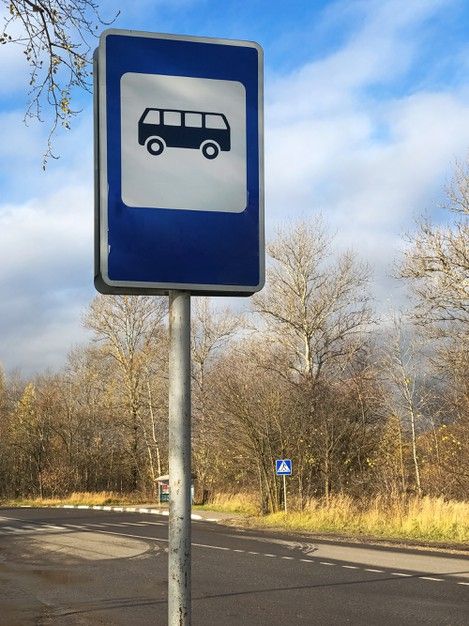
left=283, top=474, right=287, bottom=514
left=168, top=291, right=191, bottom=626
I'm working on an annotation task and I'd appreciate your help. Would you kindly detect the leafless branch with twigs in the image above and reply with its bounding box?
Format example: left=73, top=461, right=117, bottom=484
left=0, top=0, right=118, bottom=167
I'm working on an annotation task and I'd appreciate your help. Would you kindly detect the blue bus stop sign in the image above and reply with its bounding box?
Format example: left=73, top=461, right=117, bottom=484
left=94, top=29, right=264, bottom=295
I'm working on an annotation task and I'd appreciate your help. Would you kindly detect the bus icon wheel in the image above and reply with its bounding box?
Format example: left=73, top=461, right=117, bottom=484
left=201, top=140, right=220, bottom=160
left=146, top=137, right=165, bottom=156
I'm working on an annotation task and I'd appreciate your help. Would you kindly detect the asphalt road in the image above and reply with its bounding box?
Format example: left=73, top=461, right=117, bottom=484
left=0, top=507, right=468, bottom=625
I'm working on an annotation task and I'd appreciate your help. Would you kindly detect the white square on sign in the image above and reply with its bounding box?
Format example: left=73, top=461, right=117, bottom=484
left=120, top=73, right=247, bottom=212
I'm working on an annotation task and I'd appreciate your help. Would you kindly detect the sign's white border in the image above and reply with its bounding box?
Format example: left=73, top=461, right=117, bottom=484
left=95, top=28, right=264, bottom=295
left=275, top=459, right=292, bottom=475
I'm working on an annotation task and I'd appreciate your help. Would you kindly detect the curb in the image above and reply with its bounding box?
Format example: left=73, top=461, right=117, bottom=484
left=18, top=504, right=219, bottom=522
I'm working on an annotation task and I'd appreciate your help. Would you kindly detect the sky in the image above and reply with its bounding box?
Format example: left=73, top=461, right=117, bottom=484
left=1, top=0, right=469, bottom=375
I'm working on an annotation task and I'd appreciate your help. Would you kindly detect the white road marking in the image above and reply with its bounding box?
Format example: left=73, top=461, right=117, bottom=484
left=64, top=524, right=84, bottom=529
left=3, top=517, right=467, bottom=591
left=0, top=523, right=66, bottom=534
left=84, top=524, right=107, bottom=528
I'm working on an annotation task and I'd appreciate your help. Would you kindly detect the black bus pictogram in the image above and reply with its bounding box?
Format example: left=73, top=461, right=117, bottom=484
left=138, top=108, right=231, bottom=159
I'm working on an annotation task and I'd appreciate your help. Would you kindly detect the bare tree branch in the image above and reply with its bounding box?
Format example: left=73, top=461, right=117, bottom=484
left=1, top=0, right=119, bottom=166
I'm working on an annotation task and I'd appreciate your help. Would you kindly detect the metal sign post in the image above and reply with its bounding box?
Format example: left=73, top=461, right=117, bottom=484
left=94, top=29, right=263, bottom=626
left=283, top=474, right=287, bottom=514
left=168, top=291, right=191, bottom=625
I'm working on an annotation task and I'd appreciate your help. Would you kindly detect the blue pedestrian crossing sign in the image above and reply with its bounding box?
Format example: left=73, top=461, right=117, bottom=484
left=275, top=459, right=292, bottom=475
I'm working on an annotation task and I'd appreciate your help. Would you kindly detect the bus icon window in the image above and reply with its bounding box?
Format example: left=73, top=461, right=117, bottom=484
left=138, top=108, right=231, bottom=159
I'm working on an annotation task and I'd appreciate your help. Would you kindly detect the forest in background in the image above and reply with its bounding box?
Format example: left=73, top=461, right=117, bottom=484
left=0, top=165, right=467, bottom=520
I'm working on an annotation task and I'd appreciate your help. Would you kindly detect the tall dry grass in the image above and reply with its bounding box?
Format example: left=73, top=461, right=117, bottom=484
left=1, top=491, right=150, bottom=507
left=256, top=494, right=469, bottom=543
left=195, top=492, right=258, bottom=515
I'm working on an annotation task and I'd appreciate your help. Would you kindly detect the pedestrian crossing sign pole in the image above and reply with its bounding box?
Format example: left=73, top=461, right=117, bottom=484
left=275, top=459, right=292, bottom=513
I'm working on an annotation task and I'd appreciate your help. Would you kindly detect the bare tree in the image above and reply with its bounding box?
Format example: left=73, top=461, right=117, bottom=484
left=381, top=318, right=431, bottom=497
left=191, top=298, right=240, bottom=502
left=60, top=345, right=125, bottom=493
left=1, top=0, right=118, bottom=165
left=214, top=343, right=286, bottom=513
left=401, top=165, right=468, bottom=344
left=253, top=220, right=373, bottom=383
left=84, top=295, right=166, bottom=492
left=445, top=159, right=469, bottom=216
left=251, top=220, right=375, bottom=503
left=400, top=163, right=468, bottom=480
left=9, top=381, right=60, bottom=498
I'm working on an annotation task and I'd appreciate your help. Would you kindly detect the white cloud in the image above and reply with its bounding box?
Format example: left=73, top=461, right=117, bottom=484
left=267, top=0, right=449, bottom=119
left=0, top=44, right=29, bottom=96
left=0, top=106, right=93, bottom=198
left=1, top=0, right=468, bottom=373
left=265, top=0, right=469, bottom=313
left=0, top=180, right=94, bottom=374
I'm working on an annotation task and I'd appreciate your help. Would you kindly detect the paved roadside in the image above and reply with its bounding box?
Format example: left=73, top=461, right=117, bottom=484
left=13, top=503, right=240, bottom=524
left=6, top=504, right=468, bottom=554
left=0, top=507, right=468, bottom=625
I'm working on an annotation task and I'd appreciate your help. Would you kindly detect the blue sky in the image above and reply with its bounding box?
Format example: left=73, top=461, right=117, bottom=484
left=1, top=0, right=469, bottom=374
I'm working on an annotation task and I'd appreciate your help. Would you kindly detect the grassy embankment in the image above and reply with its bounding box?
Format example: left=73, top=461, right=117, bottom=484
left=241, top=494, right=469, bottom=544
left=2, top=492, right=468, bottom=545
left=199, top=493, right=469, bottom=544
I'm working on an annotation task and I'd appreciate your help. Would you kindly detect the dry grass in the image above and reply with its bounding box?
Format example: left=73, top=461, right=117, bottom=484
left=255, top=495, right=469, bottom=544
left=1, top=491, right=151, bottom=507
left=195, top=492, right=258, bottom=516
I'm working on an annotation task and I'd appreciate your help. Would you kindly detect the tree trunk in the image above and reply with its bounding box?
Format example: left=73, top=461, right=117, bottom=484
left=409, top=406, right=422, bottom=497
left=396, top=415, right=406, bottom=494
left=131, top=404, right=139, bottom=492
left=147, top=381, right=162, bottom=477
